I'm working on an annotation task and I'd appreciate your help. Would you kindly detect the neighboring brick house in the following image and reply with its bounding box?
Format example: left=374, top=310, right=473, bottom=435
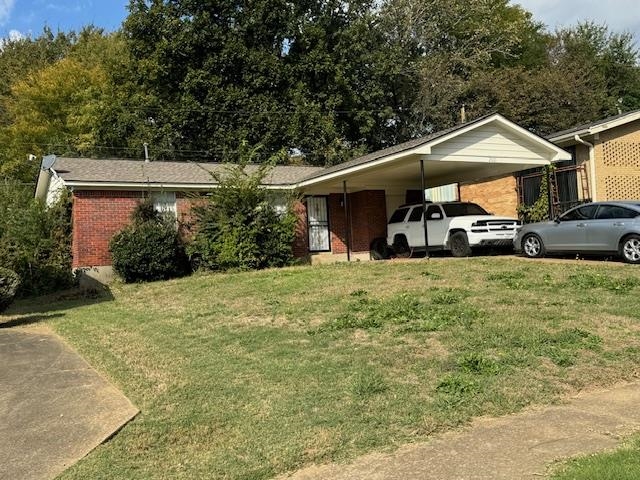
left=35, top=114, right=569, bottom=281
left=460, top=109, right=640, bottom=218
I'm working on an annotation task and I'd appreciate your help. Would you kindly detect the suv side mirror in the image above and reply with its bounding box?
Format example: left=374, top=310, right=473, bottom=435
left=429, top=212, right=442, bottom=220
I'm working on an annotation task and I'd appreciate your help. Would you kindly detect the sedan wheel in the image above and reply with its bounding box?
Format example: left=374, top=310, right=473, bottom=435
left=522, top=234, right=544, bottom=258
left=621, top=235, right=640, bottom=264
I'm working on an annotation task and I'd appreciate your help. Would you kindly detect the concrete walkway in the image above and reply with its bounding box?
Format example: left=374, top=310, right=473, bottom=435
left=0, top=328, right=138, bottom=480
left=283, top=383, right=640, bottom=480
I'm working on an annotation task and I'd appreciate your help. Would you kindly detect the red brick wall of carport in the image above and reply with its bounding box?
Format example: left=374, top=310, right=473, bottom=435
left=327, top=190, right=388, bottom=254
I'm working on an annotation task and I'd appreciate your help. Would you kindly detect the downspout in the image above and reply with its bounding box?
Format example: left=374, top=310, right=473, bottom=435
left=573, top=134, right=597, bottom=202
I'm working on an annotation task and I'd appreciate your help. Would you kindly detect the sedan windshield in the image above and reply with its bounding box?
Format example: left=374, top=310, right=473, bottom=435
left=442, top=203, right=488, bottom=217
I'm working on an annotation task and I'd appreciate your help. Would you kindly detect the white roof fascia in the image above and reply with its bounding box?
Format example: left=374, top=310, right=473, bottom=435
left=296, top=147, right=431, bottom=188
left=61, top=180, right=295, bottom=191
left=549, top=111, right=640, bottom=144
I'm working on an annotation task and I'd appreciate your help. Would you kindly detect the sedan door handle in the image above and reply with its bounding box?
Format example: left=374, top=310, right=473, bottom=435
left=613, top=222, right=625, bottom=227
left=576, top=223, right=587, bottom=228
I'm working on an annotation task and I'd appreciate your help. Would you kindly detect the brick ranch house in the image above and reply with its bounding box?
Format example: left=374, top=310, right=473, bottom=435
left=35, top=114, right=570, bottom=282
left=462, top=109, right=640, bottom=218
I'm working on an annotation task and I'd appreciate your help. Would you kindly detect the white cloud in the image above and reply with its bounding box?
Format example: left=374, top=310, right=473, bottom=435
left=8, top=28, right=22, bottom=40
left=0, top=0, right=14, bottom=25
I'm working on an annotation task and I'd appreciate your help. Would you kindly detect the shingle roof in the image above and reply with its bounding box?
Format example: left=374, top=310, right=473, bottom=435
left=299, top=113, right=497, bottom=182
left=52, top=157, right=325, bottom=186
left=547, top=109, right=640, bottom=140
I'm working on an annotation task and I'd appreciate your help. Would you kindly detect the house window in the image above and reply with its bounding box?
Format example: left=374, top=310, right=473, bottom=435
left=307, top=196, right=330, bottom=252
left=150, top=192, right=177, bottom=219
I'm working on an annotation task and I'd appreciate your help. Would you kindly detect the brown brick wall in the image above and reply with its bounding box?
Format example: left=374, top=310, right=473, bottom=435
left=328, top=194, right=348, bottom=254
left=72, top=188, right=390, bottom=267
left=292, top=200, right=309, bottom=258
left=72, top=190, right=142, bottom=268
left=459, top=175, right=518, bottom=218
left=325, top=190, right=387, bottom=254
left=72, top=190, right=314, bottom=267
left=594, top=118, right=640, bottom=200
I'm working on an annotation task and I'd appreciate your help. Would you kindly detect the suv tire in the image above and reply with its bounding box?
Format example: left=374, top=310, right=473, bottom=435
left=450, top=232, right=472, bottom=257
left=392, top=235, right=411, bottom=258
left=370, top=237, right=391, bottom=260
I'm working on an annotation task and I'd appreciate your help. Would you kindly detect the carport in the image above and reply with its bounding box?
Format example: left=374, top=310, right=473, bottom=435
left=296, top=114, right=572, bottom=261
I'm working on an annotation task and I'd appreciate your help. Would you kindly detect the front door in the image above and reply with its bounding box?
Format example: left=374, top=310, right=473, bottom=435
left=307, top=197, right=331, bottom=252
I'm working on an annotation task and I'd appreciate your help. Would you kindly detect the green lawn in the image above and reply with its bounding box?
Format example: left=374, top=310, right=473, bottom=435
left=4, top=258, right=640, bottom=479
left=551, top=434, right=640, bottom=480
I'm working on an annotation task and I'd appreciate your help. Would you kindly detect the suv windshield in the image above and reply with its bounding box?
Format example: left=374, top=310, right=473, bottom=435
left=442, top=203, right=488, bottom=217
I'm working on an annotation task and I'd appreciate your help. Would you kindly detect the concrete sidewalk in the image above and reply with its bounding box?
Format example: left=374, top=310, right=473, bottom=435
left=0, top=328, right=138, bottom=480
left=283, top=383, right=640, bottom=480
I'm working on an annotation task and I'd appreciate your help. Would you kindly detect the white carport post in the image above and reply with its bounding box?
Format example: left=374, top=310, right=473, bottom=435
left=420, top=159, right=429, bottom=259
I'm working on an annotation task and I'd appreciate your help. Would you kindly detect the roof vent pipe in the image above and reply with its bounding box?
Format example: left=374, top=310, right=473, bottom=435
left=144, top=143, right=150, bottom=163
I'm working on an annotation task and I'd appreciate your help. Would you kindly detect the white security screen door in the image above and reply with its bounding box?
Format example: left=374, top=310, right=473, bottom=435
left=307, top=196, right=330, bottom=252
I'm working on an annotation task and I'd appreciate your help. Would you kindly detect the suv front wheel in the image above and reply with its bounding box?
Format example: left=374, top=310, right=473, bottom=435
left=449, top=232, right=472, bottom=257
left=392, top=235, right=412, bottom=259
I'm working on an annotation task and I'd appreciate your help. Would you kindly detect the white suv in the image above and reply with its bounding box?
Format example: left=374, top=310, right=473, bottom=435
left=385, top=202, right=521, bottom=257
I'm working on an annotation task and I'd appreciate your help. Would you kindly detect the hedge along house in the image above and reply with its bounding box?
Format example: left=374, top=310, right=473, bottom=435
left=35, top=114, right=570, bottom=282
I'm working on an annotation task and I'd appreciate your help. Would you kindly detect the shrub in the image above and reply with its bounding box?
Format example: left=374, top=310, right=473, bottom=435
left=0, top=183, right=74, bottom=296
left=110, top=200, right=190, bottom=283
left=0, top=267, right=20, bottom=313
left=188, top=146, right=298, bottom=271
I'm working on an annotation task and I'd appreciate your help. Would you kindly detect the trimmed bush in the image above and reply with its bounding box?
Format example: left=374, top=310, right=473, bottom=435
left=110, top=201, right=190, bottom=283
left=0, top=267, right=20, bottom=313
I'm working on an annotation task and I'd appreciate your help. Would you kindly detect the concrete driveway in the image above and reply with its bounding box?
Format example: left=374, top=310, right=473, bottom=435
left=0, top=328, right=138, bottom=480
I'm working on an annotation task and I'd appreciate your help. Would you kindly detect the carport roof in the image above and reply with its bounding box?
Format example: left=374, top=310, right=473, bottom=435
left=299, top=113, right=497, bottom=183
left=297, top=113, right=572, bottom=189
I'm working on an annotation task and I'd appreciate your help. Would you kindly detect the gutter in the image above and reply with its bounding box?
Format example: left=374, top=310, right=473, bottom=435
left=574, top=135, right=597, bottom=202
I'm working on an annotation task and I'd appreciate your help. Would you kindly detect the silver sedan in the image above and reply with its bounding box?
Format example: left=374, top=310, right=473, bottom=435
left=514, top=201, right=640, bottom=264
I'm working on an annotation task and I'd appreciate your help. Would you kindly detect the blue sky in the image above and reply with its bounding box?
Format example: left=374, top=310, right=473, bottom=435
left=517, top=0, right=640, bottom=40
left=0, top=1, right=638, bottom=42
left=0, top=1, right=128, bottom=39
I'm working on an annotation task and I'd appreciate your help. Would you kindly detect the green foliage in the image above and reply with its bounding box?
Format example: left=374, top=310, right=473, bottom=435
left=0, top=28, right=122, bottom=182
left=0, top=5, right=639, bottom=180
left=314, top=290, right=479, bottom=334
left=110, top=199, right=190, bottom=283
left=0, top=183, right=74, bottom=296
left=567, top=272, right=639, bottom=294
left=188, top=147, right=298, bottom=271
left=518, top=166, right=553, bottom=223
left=352, top=369, right=389, bottom=398
left=0, top=267, right=20, bottom=313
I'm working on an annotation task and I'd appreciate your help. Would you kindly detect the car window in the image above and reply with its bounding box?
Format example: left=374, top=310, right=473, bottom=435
left=408, top=206, right=423, bottom=222
left=426, top=205, right=443, bottom=219
left=441, top=203, right=488, bottom=217
left=595, top=205, right=640, bottom=220
left=559, top=204, right=597, bottom=221
left=389, top=207, right=410, bottom=224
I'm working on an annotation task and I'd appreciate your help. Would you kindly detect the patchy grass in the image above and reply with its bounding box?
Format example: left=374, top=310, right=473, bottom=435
left=551, top=434, right=640, bottom=480
left=3, top=258, right=640, bottom=479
